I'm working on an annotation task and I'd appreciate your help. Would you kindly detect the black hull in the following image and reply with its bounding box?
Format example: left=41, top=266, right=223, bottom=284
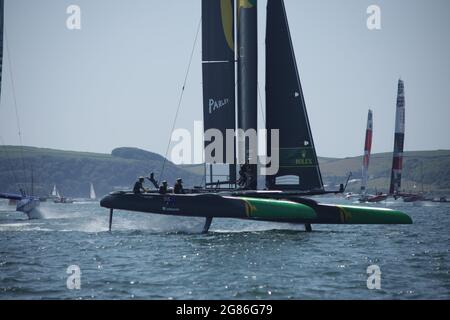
left=100, top=191, right=412, bottom=226
left=101, top=191, right=325, bottom=224
left=101, top=192, right=248, bottom=219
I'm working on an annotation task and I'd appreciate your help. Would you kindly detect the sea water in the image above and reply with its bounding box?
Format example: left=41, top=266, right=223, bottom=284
left=0, top=197, right=448, bottom=300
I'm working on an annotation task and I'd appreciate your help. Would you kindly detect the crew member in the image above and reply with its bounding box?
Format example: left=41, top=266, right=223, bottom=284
left=133, top=177, right=146, bottom=194
left=174, top=178, right=185, bottom=194
left=238, top=161, right=250, bottom=189
left=159, top=181, right=168, bottom=195
left=147, top=172, right=159, bottom=189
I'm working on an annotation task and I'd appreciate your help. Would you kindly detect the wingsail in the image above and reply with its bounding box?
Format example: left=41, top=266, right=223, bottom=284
left=389, top=80, right=406, bottom=195
left=265, top=0, right=323, bottom=191
left=361, top=110, right=373, bottom=197
left=202, top=0, right=236, bottom=165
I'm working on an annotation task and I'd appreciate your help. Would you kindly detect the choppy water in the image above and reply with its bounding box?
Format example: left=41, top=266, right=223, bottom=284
left=0, top=197, right=449, bottom=300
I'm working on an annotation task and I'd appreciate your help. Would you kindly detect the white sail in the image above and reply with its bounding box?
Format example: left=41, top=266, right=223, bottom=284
left=52, top=185, right=57, bottom=196
left=90, top=183, right=96, bottom=200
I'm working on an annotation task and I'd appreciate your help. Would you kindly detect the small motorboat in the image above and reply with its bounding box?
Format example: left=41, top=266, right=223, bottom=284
left=54, top=196, right=74, bottom=204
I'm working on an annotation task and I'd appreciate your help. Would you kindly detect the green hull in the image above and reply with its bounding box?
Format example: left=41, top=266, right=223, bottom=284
left=239, top=198, right=412, bottom=225
left=240, top=197, right=317, bottom=220
left=326, top=204, right=413, bottom=225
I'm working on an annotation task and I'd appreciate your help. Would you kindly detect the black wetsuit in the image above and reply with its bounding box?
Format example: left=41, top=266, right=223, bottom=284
left=133, top=181, right=145, bottom=194
left=238, top=164, right=249, bottom=188
left=174, top=183, right=184, bottom=195
left=159, top=185, right=168, bottom=195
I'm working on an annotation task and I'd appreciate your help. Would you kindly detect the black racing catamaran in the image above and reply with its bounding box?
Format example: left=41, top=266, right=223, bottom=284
left=0, top=0, right=41, bottom=218
left=101, top=0, right=412, bottom=232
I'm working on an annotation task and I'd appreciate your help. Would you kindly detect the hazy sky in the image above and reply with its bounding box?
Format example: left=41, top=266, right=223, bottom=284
left=0, top=0, right=449, bottom=159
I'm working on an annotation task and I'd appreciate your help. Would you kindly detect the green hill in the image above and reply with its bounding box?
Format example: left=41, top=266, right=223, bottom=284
left=319, top=150, right=450, bottom=194
left=1, top=146, right=449, bottom=198
left=0, top=146, right=203, bottom=198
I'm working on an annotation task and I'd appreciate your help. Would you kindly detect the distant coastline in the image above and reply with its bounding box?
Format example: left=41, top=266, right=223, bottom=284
left=1, top=145, right=449, bottom=197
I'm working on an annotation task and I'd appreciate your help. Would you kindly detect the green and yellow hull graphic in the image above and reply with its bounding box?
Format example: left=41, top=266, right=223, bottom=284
left=237, top=198, right=412, bottom=225
left=332, top=204, right=413, bottom=224
left=240, top=197, right=317, bottom=220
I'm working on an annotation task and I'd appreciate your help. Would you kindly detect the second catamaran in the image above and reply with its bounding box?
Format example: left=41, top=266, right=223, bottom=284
left=359, top=110, right=374, bottom=202
left=358, top=110, right=388, bottom=203
left=100, top=0, right=412, bottom=232
left=0, top=0, right=41, bottom=218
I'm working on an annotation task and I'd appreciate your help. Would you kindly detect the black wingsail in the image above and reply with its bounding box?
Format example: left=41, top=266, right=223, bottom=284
left=202, top=0, right=236, bottom=182
left=265, top=0, right=324, bottom=191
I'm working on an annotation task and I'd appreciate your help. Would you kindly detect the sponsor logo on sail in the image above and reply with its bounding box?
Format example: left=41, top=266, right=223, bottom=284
left=296, top=158, right=313, bottom=166
left=295, top=149, right=313, bottom=166
left=209, top=98, right=230, bottom=114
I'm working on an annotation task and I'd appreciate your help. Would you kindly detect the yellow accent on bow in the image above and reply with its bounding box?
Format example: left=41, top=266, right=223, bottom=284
left=243, top=200, right=257, bottom=217
left=338, top=207, right=352, bottom=223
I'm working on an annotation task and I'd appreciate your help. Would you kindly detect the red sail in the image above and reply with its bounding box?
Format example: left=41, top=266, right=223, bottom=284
left=361, top=110, right=373, bottom=196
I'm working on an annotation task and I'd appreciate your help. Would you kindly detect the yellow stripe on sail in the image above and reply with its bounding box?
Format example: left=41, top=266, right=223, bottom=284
left=220, top=0, right=234, bottom=51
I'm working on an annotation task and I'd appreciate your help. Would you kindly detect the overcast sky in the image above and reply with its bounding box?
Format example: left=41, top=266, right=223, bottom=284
left=0, top=0, right=449, bottom=159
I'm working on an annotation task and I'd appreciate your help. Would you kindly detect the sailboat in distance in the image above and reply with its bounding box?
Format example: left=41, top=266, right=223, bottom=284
left=48, top=185, right=59, bottom=200
left=359, top=110, right=374, bottom=202
left=390, top=79, right=406, bottom=197
left=388, top=79, right=423, bottom=202
left=100, top=0, right=412, bottom=232
left=358, top=110, right=388, bottom=203
left=90, top=183, right=97, bottom=201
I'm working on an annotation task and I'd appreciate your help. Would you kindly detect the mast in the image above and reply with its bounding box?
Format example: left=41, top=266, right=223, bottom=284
left=237, top=0, right=258, bottom=190
left=360, top=110, right=373, bottom=197
left=389, top=79, right=406, bottom=195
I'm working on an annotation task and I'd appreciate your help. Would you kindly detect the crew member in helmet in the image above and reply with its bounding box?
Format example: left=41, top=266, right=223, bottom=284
left=238, top=160, right=251, bottom=189
left=133, top=177, right=147, bottom=194
left=159, top=181, right=169, bottom=195
left=174, top=178, right=185, bottom=194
